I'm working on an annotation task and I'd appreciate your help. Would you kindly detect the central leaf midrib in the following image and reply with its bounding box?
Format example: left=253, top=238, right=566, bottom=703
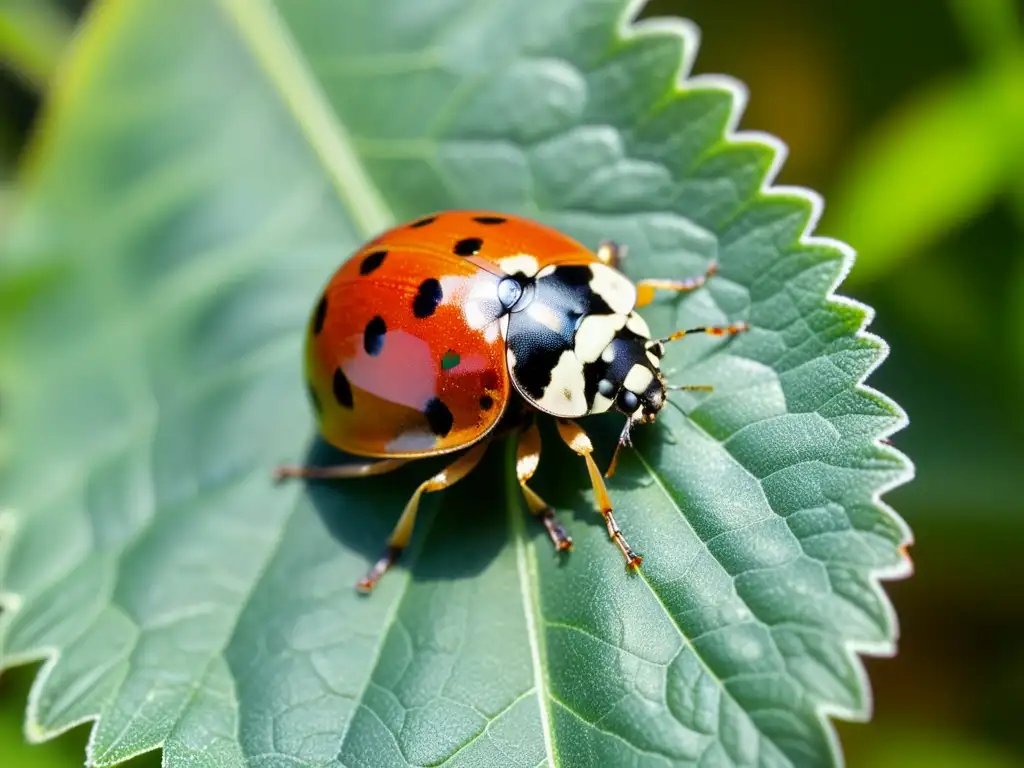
left=506, top=439, right=558, bottom=768
left=216, top=0, right=394, bottom=239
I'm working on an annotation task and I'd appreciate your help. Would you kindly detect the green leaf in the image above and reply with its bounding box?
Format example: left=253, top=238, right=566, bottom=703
left=0, top=0, right=913, bottom=766
left=847, top=725, right=1022, bottom=768
left=948, top=0, right=1022, bottom=63
left=0, top=0, right=73, bottom=90
left=1012, top=253, right=1024, bottom=384
left=827, top=55, right=1024, bottom=284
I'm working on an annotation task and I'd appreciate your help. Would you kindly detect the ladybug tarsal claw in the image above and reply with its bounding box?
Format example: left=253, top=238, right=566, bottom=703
left=356, top=545, right=402, bottom=594
left=272, top=465, right=299, bottom=483
left=538, top=505, right=573, bottom=552
left=619, top=421, right=634, bottom=448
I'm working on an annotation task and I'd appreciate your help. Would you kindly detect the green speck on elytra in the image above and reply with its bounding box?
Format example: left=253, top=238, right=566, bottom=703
left=441, top=350, right=460, bottom=370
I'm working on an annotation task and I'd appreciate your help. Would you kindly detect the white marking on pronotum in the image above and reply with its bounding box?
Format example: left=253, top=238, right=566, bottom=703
left=625, top=310, right=651, bottom=338
left=575, top=313, right=627, bottom=363
left=526, top=301, right=563, bottom=333
left=623, top=364, right=654, bottom=393
left=536, top=350, right=587, bottom=417
left=588, top=263, right=637, bottom=314
left=591, top=391, right=615, bottom=413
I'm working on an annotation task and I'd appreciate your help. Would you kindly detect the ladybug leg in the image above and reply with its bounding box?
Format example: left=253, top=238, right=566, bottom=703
left=554, top=418, right=642, bottom=570
left=273, top=457, right=409, bottom=481
left=596, top=240, right=626, bottom=268
left=515, top=422, right=572, bottom=552
left=634, top=260, right=718, bottom=308
left=357, top=440, right=491, bottom=593
left=603, top=419, right=634, bottom=479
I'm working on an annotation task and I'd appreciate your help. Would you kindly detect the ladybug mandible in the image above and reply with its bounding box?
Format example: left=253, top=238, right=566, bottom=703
left=275, top=211, right=748, bottom=592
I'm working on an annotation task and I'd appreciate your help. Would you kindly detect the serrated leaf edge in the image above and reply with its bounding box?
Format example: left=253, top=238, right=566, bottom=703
left=617, top=3, right=915, bottom=767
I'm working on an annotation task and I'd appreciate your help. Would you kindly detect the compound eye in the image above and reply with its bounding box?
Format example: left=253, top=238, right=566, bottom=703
left=497, top=277, right=523, bottom=310
left=597, top=378, right=616, bottom=398
left=617, top=389, right=639, bottom=412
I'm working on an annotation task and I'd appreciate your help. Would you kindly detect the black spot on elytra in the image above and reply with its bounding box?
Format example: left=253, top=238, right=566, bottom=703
left=479, top=395, right=494, bottom=411
left=410, top=215, right=436, bottom=228
left=313, top=295, right=327, bottom=334
left=307, top=383, right=323, bottom=414
left=424, top=397, right=454, bottom=437
left=359, top=250, right=387, bottom=275
left=364, top=315, right=386, bottom=356
left=413, top=278, right=443, bottom=318
left=333, top=368, right=353, bottom=408
left=453, top=237, right=483, bottom=256
left=473, top=216, right=506, bottom=225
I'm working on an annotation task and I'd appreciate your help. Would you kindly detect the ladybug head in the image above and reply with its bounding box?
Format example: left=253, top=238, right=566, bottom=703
left=593, top=326, right=667, bottom=424
left=606, top=369, right=667, bottom=477
left=612, top=370, right=666, bottom=424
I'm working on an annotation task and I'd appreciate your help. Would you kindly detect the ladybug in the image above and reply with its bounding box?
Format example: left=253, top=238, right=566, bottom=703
left=275, top=211, right=748, bottom=592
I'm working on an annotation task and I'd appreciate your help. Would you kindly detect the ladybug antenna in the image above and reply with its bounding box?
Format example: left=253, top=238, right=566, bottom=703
left=662, top=384, right=717, bottom=429
left=646, top=321, right=749, bottom=349
left=666, top=384, right=714, bottom=393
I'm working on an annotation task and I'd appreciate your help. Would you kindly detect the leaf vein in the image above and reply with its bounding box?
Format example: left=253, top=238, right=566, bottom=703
left=216, top=0, right=393, bottom=237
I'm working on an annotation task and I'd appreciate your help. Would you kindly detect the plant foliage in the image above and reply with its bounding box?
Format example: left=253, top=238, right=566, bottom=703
left=0, top=0, right=913, bottom=765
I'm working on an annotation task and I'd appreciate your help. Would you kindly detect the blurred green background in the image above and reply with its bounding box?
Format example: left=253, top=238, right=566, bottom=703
left=1, top=0, right=1021, bottom=766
